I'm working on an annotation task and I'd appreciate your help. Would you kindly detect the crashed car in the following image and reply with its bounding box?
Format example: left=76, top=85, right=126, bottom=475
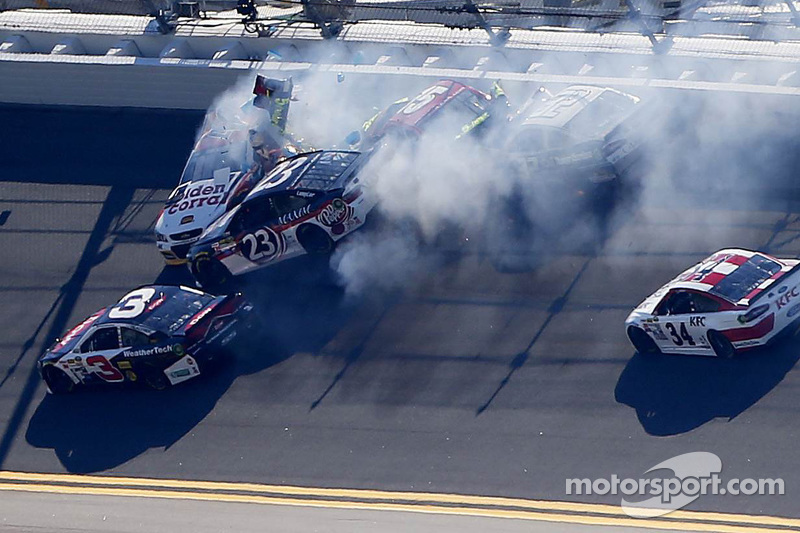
left=625, top=249, right=800, bottom=358
left=155, top=76, right=304, bottom=265
left=351, top=79, right=506, bottom=148
left=187, top=150, right=374, bottom=289
left=38, top=285, right=251, bottom=394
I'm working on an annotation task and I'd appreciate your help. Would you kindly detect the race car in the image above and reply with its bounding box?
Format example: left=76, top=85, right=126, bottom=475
left=349, top=79, right=507, bottom=149
left=187, top=150, right=374, bottom=289
left=503, top=84, right=642, bottom=183
left=38, top=285, right=252, bottom=394
left=625, top=249, right=800, bottom=358
left=155, top=76, right=304, bottom=265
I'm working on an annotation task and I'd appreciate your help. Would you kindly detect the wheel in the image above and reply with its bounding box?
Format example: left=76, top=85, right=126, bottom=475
left=144, top=367, right=169, bottom=391
left=296, top=224, right=334, bottom=255
left=191, top=255, right=232, bottom=292
left=708, top=329, right=736, bottom=359
left=627, top=326, right=661, bottom=355
left=42, top=365, right=75, bottom=395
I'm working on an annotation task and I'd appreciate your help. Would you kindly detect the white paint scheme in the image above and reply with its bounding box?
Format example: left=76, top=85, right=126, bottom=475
left=625, top=249, right=800, bottom=357
left=163, top=355, right=201, bottom=385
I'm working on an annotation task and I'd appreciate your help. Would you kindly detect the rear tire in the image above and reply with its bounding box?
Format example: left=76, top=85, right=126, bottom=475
left=144, top=367, right=170, bottom=391
left=296, top=224, right=334, bottom=255
left=708, top=330, right=736, bottom=359
left=42, top=365, right=75, bottom=395
left=191, top=255, right=232, bottom=292
left=627, top=326, right=661, bottom=355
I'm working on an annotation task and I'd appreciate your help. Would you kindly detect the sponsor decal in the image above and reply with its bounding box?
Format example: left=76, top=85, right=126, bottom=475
left=174, top=343, right=185, bottom=356
left=735, top=339, right=760, bottom=348
left=689, top=316, right=706, bottom=327
left=277, top=204, right=312, bottom=226
left=776, top=286, right=799, bottom=310
left=171, top=369, right=191, bottom=378
left=146, top=294, right=166, bottom=313
left=187, top=307, right=214, bottom=329
left=117, top=361, right=132, bottom=370
left=123, top=345, right=173, bottom=358
left=317, top=198, right=352, bottom=229
left=788, top=303, right=800, bottom=318
left=54, top=310, right=105, bottom=351
left=643, top=323, right=667, bottom=341
left=126, top=370, right=138, bottom=381
left=167, top=184, right=226, bottom=215
left=779, top=286, right=788, bottom=293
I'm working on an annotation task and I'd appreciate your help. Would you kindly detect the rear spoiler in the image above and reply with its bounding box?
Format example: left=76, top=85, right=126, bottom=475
left=750, top=261, right=800, bottom=304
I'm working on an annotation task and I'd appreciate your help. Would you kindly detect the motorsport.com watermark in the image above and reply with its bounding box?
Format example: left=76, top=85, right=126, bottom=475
left=566, top=452, right=784, bottom=518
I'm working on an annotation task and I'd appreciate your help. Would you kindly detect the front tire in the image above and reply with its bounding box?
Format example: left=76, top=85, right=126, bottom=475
left=296, top=224, right=334, bottom=255
left=708, top=330, right=736, bottom=359
left=191, top=255, right=232, bottom=292
left=627, top=326, right=661, bottom=355
left=42, top=365, right=75, bottom=395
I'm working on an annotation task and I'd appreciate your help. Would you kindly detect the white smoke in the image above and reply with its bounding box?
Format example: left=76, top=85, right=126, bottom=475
left=198, top=52, right=800, bottom=296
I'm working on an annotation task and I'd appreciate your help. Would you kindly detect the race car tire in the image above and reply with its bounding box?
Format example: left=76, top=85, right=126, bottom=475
left=42, top=365, right=75, bottom=394
left=191, top=256, right=232, bottom=293
left=144, top=367, right=170, bottom=391
left=296, top=224, right=334, bottom=255
left=626, top=326, right=661, bottom=355
left=708, top=330, right=736, bottom=359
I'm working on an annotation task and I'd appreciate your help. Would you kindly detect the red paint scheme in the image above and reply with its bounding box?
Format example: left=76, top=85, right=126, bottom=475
left=722, top=313, right=776, bottom=342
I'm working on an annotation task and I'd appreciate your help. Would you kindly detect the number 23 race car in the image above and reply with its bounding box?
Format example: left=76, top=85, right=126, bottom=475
left=38, top=285, right=252, bottom=394
left=187, top=150, right=374, bottom=289
left=625, top=249, right=800, bottom=358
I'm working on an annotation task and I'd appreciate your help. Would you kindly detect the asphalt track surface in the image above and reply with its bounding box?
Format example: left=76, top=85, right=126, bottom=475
left=1, top=102, right=800, bottom=528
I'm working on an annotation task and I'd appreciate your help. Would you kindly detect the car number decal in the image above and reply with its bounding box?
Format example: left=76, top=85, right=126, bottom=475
left=241, top=228, right=284, bottom=262
left=108, top=287, right=156, bottom=319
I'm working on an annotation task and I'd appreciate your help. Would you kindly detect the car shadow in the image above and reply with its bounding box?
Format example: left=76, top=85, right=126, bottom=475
left=614, top=338, right=800, bottom=436
left=24, top=254, right=354, bottom=473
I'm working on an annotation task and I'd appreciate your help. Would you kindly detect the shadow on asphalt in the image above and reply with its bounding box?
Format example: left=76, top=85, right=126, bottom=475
left=614, top=338, right=800, bottom=436
left=24, top=255, right=354, bottom=473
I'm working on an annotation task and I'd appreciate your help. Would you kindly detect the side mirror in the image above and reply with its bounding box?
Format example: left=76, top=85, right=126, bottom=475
left=344, top=130, right=361, bottom=147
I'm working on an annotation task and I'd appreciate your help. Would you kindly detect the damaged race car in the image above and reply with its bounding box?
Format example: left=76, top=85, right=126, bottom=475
left=155, top=76, right=305, bottom=265
left=38, top=285, right=252, bottom=394
left=187, top=150, right=374, bottom=290
left=625, top=249, right=800, bottom=358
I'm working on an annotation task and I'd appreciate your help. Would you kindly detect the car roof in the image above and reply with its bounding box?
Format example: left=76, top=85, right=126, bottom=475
left=245, top=151, right=362, bottom=199
left=519, top=85, right=638, bottom=132
left=661, top=249, right=793, bottom=305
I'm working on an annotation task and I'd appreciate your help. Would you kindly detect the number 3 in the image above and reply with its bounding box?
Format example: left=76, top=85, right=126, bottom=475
left=109, top=287, right=156, bottom=319
left=86, top=355, right=124, bottom=382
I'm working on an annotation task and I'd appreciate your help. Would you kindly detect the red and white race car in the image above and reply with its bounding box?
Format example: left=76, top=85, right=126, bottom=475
left=625, top=249, right=800, bottom=358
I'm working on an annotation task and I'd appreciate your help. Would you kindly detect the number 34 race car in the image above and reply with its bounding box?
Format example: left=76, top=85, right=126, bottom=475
left=38, top=285, right=251, bottom=394
left=625, top=249, right=800, bottom=358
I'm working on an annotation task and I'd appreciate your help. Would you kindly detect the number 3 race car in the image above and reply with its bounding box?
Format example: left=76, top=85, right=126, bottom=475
left=38, top=285, right=252, bottom=394
left=625, top=249, right=800, bottom=358
left=187, top=150, right=374, bottom=289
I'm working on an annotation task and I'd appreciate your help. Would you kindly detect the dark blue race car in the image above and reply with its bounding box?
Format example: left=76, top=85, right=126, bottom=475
left=38, top=285, right=252, bottom=394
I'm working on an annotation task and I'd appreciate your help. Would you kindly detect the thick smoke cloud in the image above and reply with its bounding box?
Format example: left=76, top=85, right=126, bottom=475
left=200, top=54, right=800, bottom=296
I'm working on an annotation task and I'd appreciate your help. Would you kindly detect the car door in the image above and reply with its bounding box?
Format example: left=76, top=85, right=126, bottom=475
left=652, top=290, right=711, bottom=354
left=75, top=326, right=125, bottom=383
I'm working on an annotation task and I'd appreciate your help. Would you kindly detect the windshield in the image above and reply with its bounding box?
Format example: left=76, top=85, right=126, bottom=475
left=140, top=288, right=216, bottom=333
left=709, top=255, right=782, bottom=302
left=179, top=142, right=249, bottom=185
left=420, top=91, right=489, bottom=139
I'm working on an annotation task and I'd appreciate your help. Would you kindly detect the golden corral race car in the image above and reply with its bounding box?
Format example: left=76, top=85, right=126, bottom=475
left=155, top=76, right=302, bottom=265
left=187, top=150, right=375, bottom=290
left=625, top=249, right=800, bottom=358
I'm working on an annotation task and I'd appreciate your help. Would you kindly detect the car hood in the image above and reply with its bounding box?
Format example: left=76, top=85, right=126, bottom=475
left=156, top=178, right=233, bottom=237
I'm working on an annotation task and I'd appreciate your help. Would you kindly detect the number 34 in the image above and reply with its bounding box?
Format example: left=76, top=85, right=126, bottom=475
left=665, top=322, right=696, bottom=346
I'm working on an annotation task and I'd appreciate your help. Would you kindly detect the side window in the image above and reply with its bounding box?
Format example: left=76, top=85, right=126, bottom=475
left=271, top=194, right=310, bottom=218
left=120, top=327, right=151, bottom=348
left=691, top=294, right=721, bottom=313
left=79, top=327, right=120, bottom=353
left=232, top=198, right=272, bottom=232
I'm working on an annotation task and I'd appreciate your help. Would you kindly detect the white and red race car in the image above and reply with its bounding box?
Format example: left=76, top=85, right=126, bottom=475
left=625, top=249, right=800, bottom=358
